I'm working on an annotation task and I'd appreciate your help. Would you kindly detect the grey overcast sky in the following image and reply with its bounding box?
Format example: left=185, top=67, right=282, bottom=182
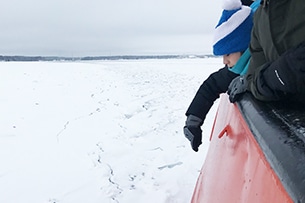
left=1, top=0, right=222, bottom=57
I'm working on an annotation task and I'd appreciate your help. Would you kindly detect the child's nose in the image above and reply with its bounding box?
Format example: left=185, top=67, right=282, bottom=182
left=223, top=56, right=229, bottom=65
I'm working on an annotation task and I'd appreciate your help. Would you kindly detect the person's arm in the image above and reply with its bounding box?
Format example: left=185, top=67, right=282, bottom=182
left=186, top=66, right=239, bottom=120
left=184, top=66, right=238, bottom=152
left=230, top=31, right=305, bottom=102
left=253, top=42, right=305, bottom=101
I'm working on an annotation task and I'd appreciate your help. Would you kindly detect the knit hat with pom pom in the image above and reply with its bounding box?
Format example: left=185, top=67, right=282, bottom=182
left=213, top=0, right=253, bottom=56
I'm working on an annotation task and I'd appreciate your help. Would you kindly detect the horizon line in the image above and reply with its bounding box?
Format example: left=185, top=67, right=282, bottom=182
left=0, top=54, right=218, bottom=62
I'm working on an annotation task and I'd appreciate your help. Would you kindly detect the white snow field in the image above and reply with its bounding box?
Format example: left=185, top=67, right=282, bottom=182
left=0, top=58, right=222, bottom=203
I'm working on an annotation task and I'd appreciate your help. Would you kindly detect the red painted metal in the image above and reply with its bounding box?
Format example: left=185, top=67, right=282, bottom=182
left=191, top=94, right=293, bottom=203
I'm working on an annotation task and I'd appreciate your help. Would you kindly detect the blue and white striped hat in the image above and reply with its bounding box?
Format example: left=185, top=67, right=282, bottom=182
left=213, top=0, right=253, bottom=56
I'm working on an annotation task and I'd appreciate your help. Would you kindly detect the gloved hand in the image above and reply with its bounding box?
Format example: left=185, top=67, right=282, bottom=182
left=183, top=115, right=203, bottom=152
left=227, top=76, right=247, bottom=103
left=259, top=41, right=305, bottom=94
left=280, top=41, right=305, bottom=72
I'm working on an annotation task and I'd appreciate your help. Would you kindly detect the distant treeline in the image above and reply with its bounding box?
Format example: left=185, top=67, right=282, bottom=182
left=0, top=55, right=216, bottom=62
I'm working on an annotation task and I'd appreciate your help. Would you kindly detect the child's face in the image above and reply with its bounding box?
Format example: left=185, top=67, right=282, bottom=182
left=223, top=52, right=242, bottom=68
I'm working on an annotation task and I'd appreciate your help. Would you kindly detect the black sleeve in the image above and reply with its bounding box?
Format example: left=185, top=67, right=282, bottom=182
left=256, top=63, right=289, bottom=101
left=255, top=43, right=305, bottom=101
left=186, top=66, right=239, bottom=121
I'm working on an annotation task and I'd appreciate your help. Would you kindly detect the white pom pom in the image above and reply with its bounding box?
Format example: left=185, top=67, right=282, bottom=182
left=222, top=0, right=242, bottom=10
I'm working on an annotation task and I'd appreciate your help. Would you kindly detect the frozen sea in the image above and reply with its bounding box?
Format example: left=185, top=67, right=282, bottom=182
left=0, top=58, right=222, bottom=203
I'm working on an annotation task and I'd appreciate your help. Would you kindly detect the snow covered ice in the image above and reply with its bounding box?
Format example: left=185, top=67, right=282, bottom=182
left=0, top=58, right=222, bottom=203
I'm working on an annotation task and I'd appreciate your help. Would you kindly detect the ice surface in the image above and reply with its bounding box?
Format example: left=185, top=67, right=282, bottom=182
left=0, top=58, right=222, bottom=203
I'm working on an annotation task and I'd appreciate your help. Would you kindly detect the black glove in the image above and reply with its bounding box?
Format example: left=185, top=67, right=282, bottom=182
left=281, top=41, right=305, bottom=72
left=183, top=115, right=203, bottom=152
left=227, top=76, right=247, bottom=103
left=258, top=42, right=305, bottom=97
